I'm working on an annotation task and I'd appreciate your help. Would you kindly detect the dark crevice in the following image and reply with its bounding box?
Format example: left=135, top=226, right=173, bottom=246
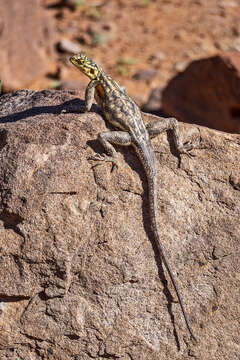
left=5, top=223, right=25, bottom=238
left=0, top=209, right=23, bottom=225
left=49, top=191, right=77, bottom=195
left=64, top=334, right=80, bottom=340
left=0, top=209, right=25, bottom=238
left=98, top=352, right=119, bottom=359
left=0, top=128, right=7, bottom=151
left=126, top=278, right=139, bottom=284
left=22, top=332, right=53, bottom=344
left=122, top=188, right=142, bottom=196
left=38, top=290, right=65, bottom=301
left=99, top=207, right=105, bottom=218
left=38, top=291, right=49, bottom=301
left=0, top=294, right=30, bottom=302
left=230, top=106, right=240, bottom=119
left=45, top=1, right=76, bottom=11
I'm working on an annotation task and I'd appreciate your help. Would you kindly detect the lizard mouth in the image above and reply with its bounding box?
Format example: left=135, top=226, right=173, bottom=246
left=69, top=56, right=78, bottom=65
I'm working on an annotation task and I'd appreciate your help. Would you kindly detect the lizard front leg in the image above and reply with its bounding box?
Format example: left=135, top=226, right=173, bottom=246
left=85, top=79, right=100, bottom=112
left=90, top=131, right=132, bottom=169
left=61, top=79, right=100, bottom=113
left=145, top=115, right=194, bottom=155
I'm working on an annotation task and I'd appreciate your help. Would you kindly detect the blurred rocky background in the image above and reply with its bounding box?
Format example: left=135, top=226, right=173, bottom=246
left=1, top=0, right=240, bottom=132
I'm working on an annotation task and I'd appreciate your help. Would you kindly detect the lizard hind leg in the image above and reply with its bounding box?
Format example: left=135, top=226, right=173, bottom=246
left=145, top=115, right=194, bottom=156
left=89, top=130, right=132, bottom=170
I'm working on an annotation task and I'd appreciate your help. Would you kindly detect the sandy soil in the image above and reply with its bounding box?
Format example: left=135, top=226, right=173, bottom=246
left=35, top=0, right=240, bottom=105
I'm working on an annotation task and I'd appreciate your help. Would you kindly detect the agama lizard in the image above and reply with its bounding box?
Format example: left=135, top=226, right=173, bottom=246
left=69, top=53, right=196, bottom=340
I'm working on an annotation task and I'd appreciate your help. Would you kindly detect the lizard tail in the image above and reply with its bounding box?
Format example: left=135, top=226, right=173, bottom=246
left=147, top=174, right=196, bottom=341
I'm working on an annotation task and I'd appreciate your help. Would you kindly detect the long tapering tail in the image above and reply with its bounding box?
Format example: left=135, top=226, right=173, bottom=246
left=147, top=173, right=196, bottom=340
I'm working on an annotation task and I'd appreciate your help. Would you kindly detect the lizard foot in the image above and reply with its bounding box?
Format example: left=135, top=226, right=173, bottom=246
left=89, top=153, right=119, bottom=171
left=177, top=142, right=196, bottom=158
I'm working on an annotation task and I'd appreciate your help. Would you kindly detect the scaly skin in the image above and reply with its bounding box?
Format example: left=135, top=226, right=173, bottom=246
left=70, top=53, right=196, bottom=341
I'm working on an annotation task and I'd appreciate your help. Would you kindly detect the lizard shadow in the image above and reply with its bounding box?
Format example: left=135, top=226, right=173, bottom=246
left=0, top=98, right=90, bottom=124
left=129, top=152, right=181, bottom=350
left=166, top=130, right=188, bottom=167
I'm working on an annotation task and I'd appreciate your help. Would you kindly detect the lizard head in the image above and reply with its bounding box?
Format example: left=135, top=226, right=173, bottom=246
left=69, top=53, right=100, bottom=80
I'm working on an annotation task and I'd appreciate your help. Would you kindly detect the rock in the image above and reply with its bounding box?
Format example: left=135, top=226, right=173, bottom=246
left=0, top=0, right=55, bottom=91
left=141, top=87, right=165, bottom=114
left=132, top=69, right=157, bottom=82
left=231, top=37, right=240, bottom=52
left=173, top=60, right=188, bottom=72
left=149, top=51, right=167, bottom=62
left=57, top=39, right=81, bottom=54
left=0, top=90, right=239, bottom=359
left=162, top=53, right=240, bottom=133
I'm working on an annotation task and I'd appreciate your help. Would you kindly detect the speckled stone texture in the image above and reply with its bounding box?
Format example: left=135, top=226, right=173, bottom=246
left=0, top=90, right=239, bottom=359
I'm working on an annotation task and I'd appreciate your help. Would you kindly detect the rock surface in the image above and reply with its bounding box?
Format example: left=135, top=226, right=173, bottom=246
left=162, top=53, right=240, bottom=133
left=0, top=0, right=55, bottom=91
left=0, top=90, right=239, bottom=359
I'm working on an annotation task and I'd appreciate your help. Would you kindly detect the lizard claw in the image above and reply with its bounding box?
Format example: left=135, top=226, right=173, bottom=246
left=90, top=153, right=106, bottom=162
left=88, top=153, right=119, bottom=171
left=178, top=142, right=196, bottom=158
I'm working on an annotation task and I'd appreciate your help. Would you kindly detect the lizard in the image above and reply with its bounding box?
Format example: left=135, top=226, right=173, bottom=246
left=69, top=52, right=196, bottom=341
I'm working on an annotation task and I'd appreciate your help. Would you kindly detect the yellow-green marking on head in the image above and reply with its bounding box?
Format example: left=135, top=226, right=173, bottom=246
left=69, top=53, right=100, bottom=80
